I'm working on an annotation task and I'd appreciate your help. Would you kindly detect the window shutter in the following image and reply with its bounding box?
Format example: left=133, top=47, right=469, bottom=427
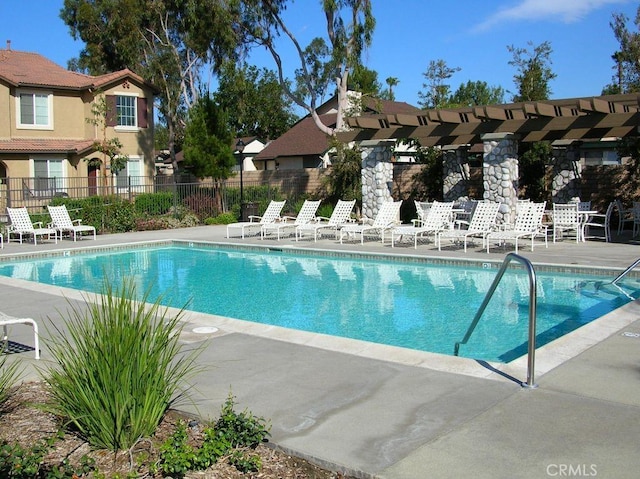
left=137, top=97, right=148, bottom=128
left=105, top=95, right=117, bottom=126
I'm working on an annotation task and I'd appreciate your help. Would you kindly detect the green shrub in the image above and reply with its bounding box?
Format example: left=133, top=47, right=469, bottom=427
left=0, top=433, right=95, bottom=478
left=316, top=203, right=335, bottom=219
left=134, top=192, right=175, bottom=216
left=205, top=212, right=236, bottom=225
left=215, top=392, right=270, bottom=449
left=156, top=393, right=269, bottom=477
left=43, top=278, right=202, bottom=451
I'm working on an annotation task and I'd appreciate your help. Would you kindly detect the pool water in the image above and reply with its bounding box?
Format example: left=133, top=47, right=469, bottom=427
left=0, top=245, right=637, bottom=362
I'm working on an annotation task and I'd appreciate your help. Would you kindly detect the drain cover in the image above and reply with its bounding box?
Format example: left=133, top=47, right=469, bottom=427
left=192, top=326, right=219, bottom=334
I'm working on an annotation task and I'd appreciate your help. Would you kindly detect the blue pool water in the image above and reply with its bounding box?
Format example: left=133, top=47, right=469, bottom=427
left=0, top=245, right=637, bottom=362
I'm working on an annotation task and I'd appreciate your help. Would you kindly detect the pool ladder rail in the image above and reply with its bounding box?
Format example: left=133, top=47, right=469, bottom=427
left=454, top=253, right=538, bottom=389
left=609, top=257, right=640, bottom=299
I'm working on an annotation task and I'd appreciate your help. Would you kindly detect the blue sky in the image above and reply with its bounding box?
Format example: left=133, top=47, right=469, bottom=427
left=2, top=0, right=639, bottom=108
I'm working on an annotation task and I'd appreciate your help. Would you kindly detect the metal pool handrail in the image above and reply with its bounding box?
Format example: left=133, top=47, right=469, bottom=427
left=611, top=257, right=640, bottom=286
left=454, top=253, right=538, bottom=389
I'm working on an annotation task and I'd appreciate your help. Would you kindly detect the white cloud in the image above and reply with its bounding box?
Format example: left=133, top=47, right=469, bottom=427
left=473, top=0, right=632, bottom=33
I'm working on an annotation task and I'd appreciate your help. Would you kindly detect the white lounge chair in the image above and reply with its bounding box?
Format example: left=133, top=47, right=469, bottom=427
left=391, top=201, right=454, bottom=248
left=226, top=200, right=286, bottom=239
left=486, top=201, right=547, bottom=253
left=1, top=311, right=39, bottom=360
left=6, top=207, right=57, bottom=245
left=437, top=201, right=500, bottom=252
left=340, top=200, right=403, bottom=244
left=296, top=199, right=356, bottom=242
left=261, top=199, right=321, bottom=240
left=47, top=205, right=96, bottom=241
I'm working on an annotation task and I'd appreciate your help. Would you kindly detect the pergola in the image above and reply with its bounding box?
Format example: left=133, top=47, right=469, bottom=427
left=338, top=93, right=640, bottom=146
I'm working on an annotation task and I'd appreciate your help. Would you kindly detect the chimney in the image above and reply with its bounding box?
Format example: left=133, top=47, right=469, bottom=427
left=6, top=40, right=10, bottom=51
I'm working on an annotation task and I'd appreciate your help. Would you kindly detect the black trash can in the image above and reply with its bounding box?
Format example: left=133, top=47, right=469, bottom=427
left=241, top=202, right=259, bottom=222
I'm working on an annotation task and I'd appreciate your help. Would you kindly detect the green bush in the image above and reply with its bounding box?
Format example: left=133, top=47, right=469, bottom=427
left=157, top=393, right=269, bottom=477
left=215, top=392, right=270, bottom=449
left=43, top=278, right=202, bottom=451
left=205, top=212, right=236, bottom=225
left=0, top=433, right=95, bottom=478
left=134, top=192, right=175, bottom=216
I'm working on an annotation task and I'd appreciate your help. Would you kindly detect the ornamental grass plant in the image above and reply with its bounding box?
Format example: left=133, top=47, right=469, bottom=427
left=42, top=278, right=202, bottom=451
left=0, top=355, right=21, bottom=410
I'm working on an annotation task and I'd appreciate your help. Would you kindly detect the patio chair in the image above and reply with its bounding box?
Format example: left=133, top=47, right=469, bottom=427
left=261, top=199, right=321, bottom=240
left=47, top=205, right=96, bottom=241
left=340, top=200, right=403, bottom=244
left=226, top=200, right=286, bottom=239
left=486, top=201, right=547, bottom=253
left=6, top=207, right=57, bottom=245
left=296, top=199, right=356, bottom=242
left=437, top=201, right=500, bottom=252
left=552, top=203, right=580, bottom=243
left=391, top=201, right=454, bottom=248
left=582, top=202, right=614, bottom=242
left=615, top=199, right=633, bottom=234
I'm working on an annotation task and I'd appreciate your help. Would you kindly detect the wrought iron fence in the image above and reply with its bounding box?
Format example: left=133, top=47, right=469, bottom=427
left=0, top=175, right=309, bottom=228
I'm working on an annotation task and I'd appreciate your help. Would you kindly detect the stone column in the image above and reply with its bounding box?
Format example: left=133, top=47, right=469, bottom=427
left=361, top=141, right=394, bottom=219
left=482, top=133, right=519, bottom=225
left=551, top=143, right=582, bottom=203
left=442, top=145, right=470, bottom=202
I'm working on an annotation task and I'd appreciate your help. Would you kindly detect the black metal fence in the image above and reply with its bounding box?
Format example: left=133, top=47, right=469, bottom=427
left=0, top=175, right=310, bottom=225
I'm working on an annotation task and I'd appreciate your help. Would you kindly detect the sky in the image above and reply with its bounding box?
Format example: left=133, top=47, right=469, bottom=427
left=1, top=0, right=639, bottom=108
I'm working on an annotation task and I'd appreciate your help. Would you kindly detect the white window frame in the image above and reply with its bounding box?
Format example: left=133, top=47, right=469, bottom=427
left=114, top=156, right=144, bottom=192
left=29, top=157, right=67, bottom=196
left=114, top=92, right=139, bottom=132
left=16, top=90, right=53, bottom=130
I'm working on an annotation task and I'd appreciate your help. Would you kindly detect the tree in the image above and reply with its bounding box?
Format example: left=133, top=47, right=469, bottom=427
left=239, top=0, right=375, bottom=137
left=507, top=40, right=556, bottom=102
left=214, top=62, right=297, bottom=141
left=448, top=80, right=505, bottom=107
left=182, top=95, right=235, bottom=180
left=605, top=8, right=640, bottom=94
left=61, top=0, right=240, bottom=178
left=348, top=64, right=382, bottom=96
left=417, top=59, right=460, bottom=109
left=383, top=77, right=399, bottom=101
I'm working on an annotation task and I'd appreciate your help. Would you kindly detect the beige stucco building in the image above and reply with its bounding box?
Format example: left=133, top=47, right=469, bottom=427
left=0, top=46, right=157, bottom=204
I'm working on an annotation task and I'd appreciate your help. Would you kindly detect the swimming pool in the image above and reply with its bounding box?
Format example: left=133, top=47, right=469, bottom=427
left=0, top=243, right=637, bottom=362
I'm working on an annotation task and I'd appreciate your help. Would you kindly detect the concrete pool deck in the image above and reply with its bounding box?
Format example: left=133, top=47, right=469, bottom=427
left=1, top=225, right=640, bottom=478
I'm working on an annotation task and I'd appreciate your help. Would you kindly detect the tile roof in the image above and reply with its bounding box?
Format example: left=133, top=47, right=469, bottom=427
left=0, top=48, right=152, bottom=91
left=363, top=97, right=421, bottom=115
left=0, top=138, right=96, bottom=154
left=255, top=114, right=336, bottom=160
left=254, top=97, right=420, bottom=160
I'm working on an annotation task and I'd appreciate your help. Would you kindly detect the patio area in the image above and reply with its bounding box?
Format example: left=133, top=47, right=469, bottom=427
left=1, top=224, right=640, bottom=478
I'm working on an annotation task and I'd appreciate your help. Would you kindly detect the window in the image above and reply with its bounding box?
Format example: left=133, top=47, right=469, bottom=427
left=116, top=95, right=137, bottom=127
left=105, top=94, right=148, bottom=129
left=29, top=158, right=65, bottom=197
left=17, top=91, right=51, bottom=128
left=584, top=150, right=620, bottom=166
left=115, top=157, right=144, bottom=192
